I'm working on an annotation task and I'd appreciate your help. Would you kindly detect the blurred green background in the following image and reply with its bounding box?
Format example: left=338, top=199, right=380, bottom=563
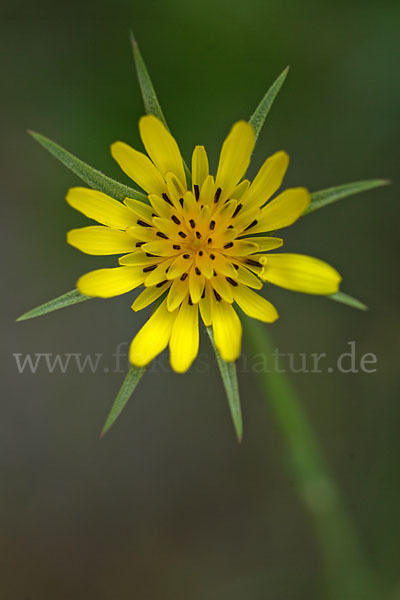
left=2, top=0, right=399, bottom=598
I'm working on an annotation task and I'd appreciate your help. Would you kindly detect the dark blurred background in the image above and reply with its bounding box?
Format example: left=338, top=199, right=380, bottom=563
left=2, top=0, right=399, bottom=598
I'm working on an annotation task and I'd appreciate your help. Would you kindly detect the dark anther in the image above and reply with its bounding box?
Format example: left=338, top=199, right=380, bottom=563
left=179, top=197, right=184, bottom=207
left=228, top=225, right=234, bottom=229
left=224, top=242, right=234, bottom=249
left=156, top=280, right=167, bottom=288
left=183, top=254, right=190, bottom=259
left=210, top=254, right=215, bottom=260
left=180, top=273, right=188, bottom=281
left=143, top=265, right=157, bottom=273
left=213, top=289, right=222, bottom=301
left=196, top=231, right=201, bottom=239
left=172, top=244, right=181, bottom=250
left=172, top=215, right=181, bottom=225
left=233, top=263, right=239, bottom=270
left=232, top=203, right=243, bottom=217
left=162, top=193, right=173, bottom=206
left=213, top=269, right=217, bottom=276
left=189, top=219, right=195, bottom=228
left=178, top=231, right=187, bottom=238
left=210, top=220, right=216, bottom=230
left=247, top=259, right=262, bottom=267
left=194, top=184, right=200, bottom=200
left=199, top=250, right=203, bottom=256
left=244, top=219, right=258, bottom=231
left=146, top=253, right=157, bottom=257
left=195, top=267, right=201, bottom=275
left=188, top=297, right=193, bottom=306
left=156, top=231, right=168, bottom=239
left=226, top=277, right=238, bottom=287
left=214, top=187, right=222, bottom=203
left=201, top=288, right=206, bottom=299
left=207, top=238, right=212, bottom=244
left=137, top=219, right=151, bottom=227
left=135, top=241, right=144, bottom=247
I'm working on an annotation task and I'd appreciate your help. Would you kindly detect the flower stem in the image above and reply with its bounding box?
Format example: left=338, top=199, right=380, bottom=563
left=243, top=316, right=382, bottom=600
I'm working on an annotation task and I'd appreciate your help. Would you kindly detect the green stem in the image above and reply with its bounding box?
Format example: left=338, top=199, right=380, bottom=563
left=243, top=317, right=382, bottom=600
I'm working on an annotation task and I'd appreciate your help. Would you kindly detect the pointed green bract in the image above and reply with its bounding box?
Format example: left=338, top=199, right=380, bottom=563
left=29, top=131, right=148, bottom=203
left=329, top=291, right=368, bottom=311
left=305, top=179, right=390, bottom=214
left=130, top=31, right=168, bottom=129
left=101, top=365, right=146, bottom=437
left=249, top=66, right=289, bottom=140
left=17, top=289, right=92, bottom=322
left=130, top=33, right=192, bottom=187
left=206, top=327, right=243, bottom=442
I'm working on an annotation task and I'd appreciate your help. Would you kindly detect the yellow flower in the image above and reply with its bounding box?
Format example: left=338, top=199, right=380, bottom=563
left=66, top=115, right=341, bottom=372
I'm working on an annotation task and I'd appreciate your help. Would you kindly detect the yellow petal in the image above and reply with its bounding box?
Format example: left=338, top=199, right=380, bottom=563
left=182, top=189, right=199, bottom=217
left=165, top=172, right=187, bottom=209
left=111, top=141, right=166, bottom=195
left=233, top=263, right=263, bottom=289
left=197, top=204, right=212, bottom=231
left=199, top=281, right=213, bottom=326
left=212, top=300, right=242, bottom=362
left=142, top=240, right=183, bottom=257
left=232, top=205, right=260, bottom=232
left=247, top=187, right=310, bottom=234
left=214, top=227, right=238, bottom=248
left=167, top=276, right=190, bottom=311
left=169, top=298, right=199, bottom=373
left=210, top=253, right=238, bottom=279
left=222, top=240, right=259, bottom=256
left=77, top=266, right=145, bottom=298
left=238, top=256, right=264, bottom=276
left=212, top=273, right=234, bottom=303
left=126, top=225, right=158, bottom=242
left=67, top=226, right=137, bottom=255
left=130, top=299, right=177, bottom=367
left=246, top=236, right=283, bottom=252
left=139, top=115, right=186, bottom=187
left=233, top=284, right=278, bottom=322
left=192, top=145, right=209, bottom=192
left=148, top=194, right=174, bottom=219
left=242, top=151, right=289, bottom=207
left=181, top=193, right=203, bottom=232
left=131, top=281, right=170, bottom=311
left=119, top=251, right=163, bottom=267
left=123, top=197, right=154, bottom=223
left=166, top=254, right=193, bottom=280
left=189, top=266, right=205, bottom=304
left=215, top=121, right=255, bottom=196
left=195, top=250, right=214, bottom=279
left=144, top=259, right=174, bottom=286
left=261, top=254, right=342, bottom=295
left=152, top=216, right=182, bottom=239
left=66, top=187, right=137, bottom=229
left=213, top=199, right=239, bottom=231
left=199, top=175, right=216, bottom=206
left=231, top=179, right=250, bottom=200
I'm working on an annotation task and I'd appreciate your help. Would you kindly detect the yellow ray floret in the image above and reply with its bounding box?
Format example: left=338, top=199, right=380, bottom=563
left=260, top=254, right=341, bottom=295
left=66, top=115, right=341, bottom=372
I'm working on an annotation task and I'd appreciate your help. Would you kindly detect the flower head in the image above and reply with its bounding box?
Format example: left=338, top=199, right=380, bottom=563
left=67, top=115, right=341, bottom=372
